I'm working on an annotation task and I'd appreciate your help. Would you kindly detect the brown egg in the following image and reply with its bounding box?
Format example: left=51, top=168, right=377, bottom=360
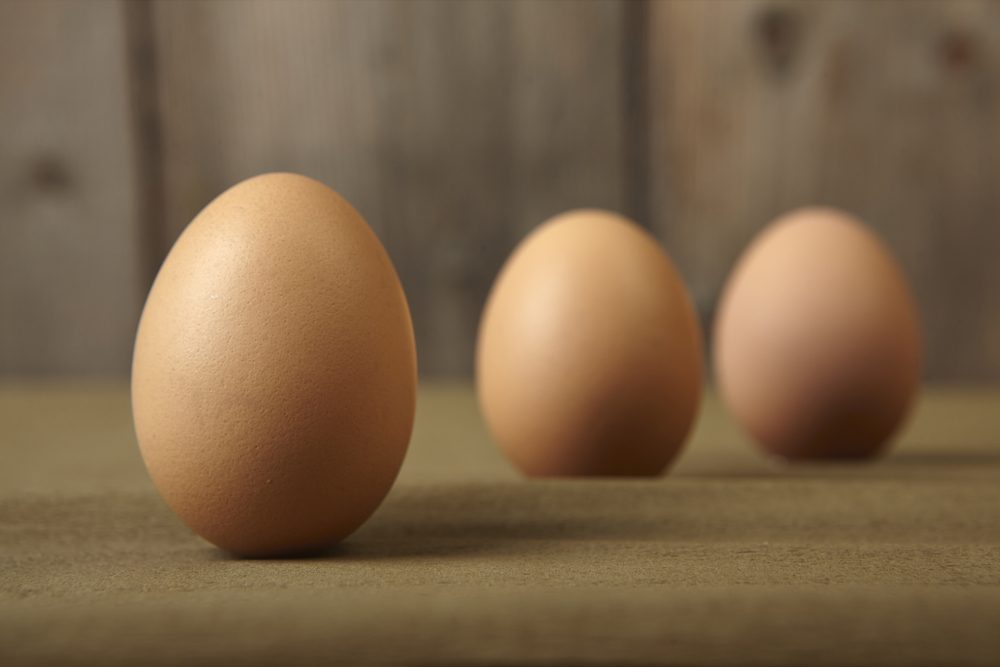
left=713, top=207, right=922, bottom=460
left=132, top=173, right=416, bottom=556
left=476, top=210, right=703, bottom=477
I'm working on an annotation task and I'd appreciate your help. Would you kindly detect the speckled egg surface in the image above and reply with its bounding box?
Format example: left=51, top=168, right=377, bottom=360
left=131, top=173, right=416, bottom=557
left=476, top=210, right=703, bottom=477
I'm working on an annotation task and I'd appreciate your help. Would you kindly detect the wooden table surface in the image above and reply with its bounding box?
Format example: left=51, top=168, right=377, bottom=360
left=2, top=383, right=999, bottom=666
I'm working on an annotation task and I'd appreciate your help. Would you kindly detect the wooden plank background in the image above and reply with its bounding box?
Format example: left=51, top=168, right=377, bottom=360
left=0, top=1, right=143, bottom=376
left=1, top=0, right=998, bottom=381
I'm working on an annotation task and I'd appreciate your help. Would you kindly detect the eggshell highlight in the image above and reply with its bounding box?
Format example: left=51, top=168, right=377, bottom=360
left=713, top=207, right=921, bottom=460
left=476, top=210, right=703, bottom=477
left=132, top=173, right=416, bottom=556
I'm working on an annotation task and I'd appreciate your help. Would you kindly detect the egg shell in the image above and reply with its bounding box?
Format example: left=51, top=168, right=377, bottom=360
left=131, top=173, right=416, bottom=556
left=476, top=210, right=703, bottom=477
left=713, top=207, right=922, bottom=460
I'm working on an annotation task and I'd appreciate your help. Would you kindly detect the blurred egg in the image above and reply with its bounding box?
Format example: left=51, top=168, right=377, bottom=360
left=132, top=173, right=416, bottom=556
left=476, top=209, right=703, bottom=477
left=713, top=207, right=921, bottom=460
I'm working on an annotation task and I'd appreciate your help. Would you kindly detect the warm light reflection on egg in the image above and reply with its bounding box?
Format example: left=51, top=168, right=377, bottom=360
left=132, top=173, right=416, bottom=556
left=714, top=207, right=922, bottom=460
left=476, top=209, right=703, bottom=477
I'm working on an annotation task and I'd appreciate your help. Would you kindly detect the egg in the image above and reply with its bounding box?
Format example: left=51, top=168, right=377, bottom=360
left=131, top=173, right=416, bottom=556
left=713, top=207, right=922, bottom=460
left=476, top=210, right=703, bottom=477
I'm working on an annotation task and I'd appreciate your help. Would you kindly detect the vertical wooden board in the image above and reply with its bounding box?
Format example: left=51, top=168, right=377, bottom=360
left=0, top=1, right=142, bottom=376
left=508, top=1, right=628, bottom=229
left=649, top=0, right=1000, bottom=381
left=151, top=0, right=626, bottom=376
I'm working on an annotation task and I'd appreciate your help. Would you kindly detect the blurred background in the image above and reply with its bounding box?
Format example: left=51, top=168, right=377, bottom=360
left=1, top=0, right=998, bottom=382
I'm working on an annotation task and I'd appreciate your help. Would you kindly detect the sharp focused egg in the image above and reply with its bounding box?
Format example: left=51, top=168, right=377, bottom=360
left=713, top=207, right=922, bottom=460
left=131, top=173, right=416, bottom=556
left=476, top=210, right=703, bottom=477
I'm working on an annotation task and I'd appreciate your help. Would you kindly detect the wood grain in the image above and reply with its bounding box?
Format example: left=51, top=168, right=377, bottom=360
left=151, top=0, right=627, bottom=376
left=2, top=383, right=1000, bottom=666
left=0, top=0, right=142, bottom=376
left=649, top=0, right=1000, bottom=381
left=3, top=1, right=1000, bottom=380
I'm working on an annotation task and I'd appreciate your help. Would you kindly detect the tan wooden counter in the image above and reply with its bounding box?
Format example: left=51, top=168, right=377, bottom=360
left=1, top=383, right=999, bottom=666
